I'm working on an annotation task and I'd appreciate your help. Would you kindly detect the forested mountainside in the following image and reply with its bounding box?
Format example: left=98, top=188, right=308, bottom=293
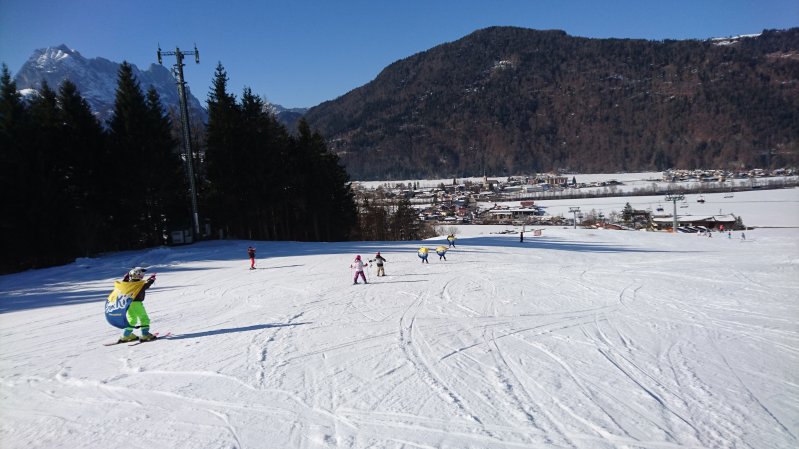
left=304, top=27, right=799, bottom=180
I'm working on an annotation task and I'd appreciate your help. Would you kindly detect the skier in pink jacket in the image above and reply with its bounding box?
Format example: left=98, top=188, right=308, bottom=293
left=351, top=255, right=368, bottom=284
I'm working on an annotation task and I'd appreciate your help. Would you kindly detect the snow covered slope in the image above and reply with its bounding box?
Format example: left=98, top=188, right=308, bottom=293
left=1, top=195, right=798, bottom=448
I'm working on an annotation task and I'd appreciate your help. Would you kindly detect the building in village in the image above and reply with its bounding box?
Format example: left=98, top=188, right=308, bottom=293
left=651, top=214, right=738, bottom=231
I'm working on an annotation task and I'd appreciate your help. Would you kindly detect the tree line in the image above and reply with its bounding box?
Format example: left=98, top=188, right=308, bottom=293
left=0, top=62, right=365, bottom=273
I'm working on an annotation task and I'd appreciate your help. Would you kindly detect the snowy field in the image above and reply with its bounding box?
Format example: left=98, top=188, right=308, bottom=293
left=357, top=171, right=797, bottom=194
left=1, top=188, right=798, bottom=448
left=357, top=172, right=667, bottom=189
left=499, top=187, right=799, bottom=228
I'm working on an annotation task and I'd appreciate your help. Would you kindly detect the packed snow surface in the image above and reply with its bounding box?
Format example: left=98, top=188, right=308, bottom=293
left=1, top=189, right=798, bottom=449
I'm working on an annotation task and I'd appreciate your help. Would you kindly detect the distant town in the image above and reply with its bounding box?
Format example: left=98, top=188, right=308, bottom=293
left=353, top=168, right=798, bottom=230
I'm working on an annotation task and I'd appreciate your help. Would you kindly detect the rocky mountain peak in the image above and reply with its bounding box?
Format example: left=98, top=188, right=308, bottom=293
left=14, top=44, right=207, bottom=125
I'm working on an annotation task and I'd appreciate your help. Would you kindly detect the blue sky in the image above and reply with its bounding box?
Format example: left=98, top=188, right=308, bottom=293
left=1, top=0, right=796, bottom=108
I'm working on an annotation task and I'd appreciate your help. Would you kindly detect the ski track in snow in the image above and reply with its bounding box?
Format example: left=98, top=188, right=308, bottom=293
left=2, top=205, right=799, bottom=449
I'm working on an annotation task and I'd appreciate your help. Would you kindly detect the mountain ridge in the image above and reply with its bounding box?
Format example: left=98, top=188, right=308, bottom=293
left=304, top=26, right=799, bottom=180
left=12, top=44, right=308, bottom=129
left=13, top=44, right=208, bottom=125
left=8, top=29, right=799, bottom=180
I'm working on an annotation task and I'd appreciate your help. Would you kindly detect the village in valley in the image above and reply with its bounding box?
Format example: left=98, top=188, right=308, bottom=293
left=354, top=168, right=798, bottom=232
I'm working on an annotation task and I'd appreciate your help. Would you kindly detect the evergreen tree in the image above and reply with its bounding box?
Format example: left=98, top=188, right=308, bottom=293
left=294, top=118, right=356, bottom=241
left=142, top=86, right=186, bottom=246
left=0, top=65, right=37, bottom=271
left=203, top=65, right=357, bottom=242
left=106, top=62, right=162, bottom=249
left=357, top=198, right=388, bottom=241
left=57, top=80, right=107, bottom=255
left=204, top=63, right=242, bottom=238
left=238, top=88, right=274, bottom=239
left=622, top=202, right=634, bottom=224
left=246, top=89, right=293, bottom=240
left=27, top=81, right=72, bottom=264
left=390, top=198, right=419, bottom=240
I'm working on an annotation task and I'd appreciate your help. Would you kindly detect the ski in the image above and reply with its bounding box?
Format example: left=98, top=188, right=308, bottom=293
left=129, top=332, right=171, bottom=346
left=103, top=332, right=170, bottom=347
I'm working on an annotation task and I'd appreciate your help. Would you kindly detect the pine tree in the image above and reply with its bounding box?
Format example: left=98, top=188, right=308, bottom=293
left=106, top=62, right=158, bottom=249
left=390, top=198, right=419, bottom=240
left=204, top=63, right=243, bottom=238
left=27, top=81, right=72, bottom=264
left=203, top=66, right=357, bottom=242
left=142, top=86, right=186, bottom=246
left=57, top=80, right=107, bottom=255
left=294, top=118, right=356, bottom=241
left=622, top=202, right=634, bottom=224
left=357, top=198, right=388, bottom=241
left=0, top=65, right=31, bottom=271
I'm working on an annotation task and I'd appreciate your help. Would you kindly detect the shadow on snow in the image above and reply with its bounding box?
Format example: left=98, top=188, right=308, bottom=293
left=165, top=322, right=310, bottom=340
left=0, top=234, right=693, bottom=313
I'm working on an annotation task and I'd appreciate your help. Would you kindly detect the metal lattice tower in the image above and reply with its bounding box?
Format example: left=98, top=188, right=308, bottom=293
left=665, top=193, right=685, bottom=232
left=158, top=45, right=201, bottom=239
left=569, top=207, right=581, bottom=229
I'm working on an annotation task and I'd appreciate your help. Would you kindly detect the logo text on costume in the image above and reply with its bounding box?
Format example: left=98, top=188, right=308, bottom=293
left=106, top=295, right=131, bottom=313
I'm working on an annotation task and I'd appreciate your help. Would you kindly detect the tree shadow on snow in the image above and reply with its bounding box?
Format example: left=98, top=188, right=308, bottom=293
left=0, top=284, right=111, bottom=314
left=0, top=233, right=697, bottom=314
left=0, top=283, right=200, bottom=314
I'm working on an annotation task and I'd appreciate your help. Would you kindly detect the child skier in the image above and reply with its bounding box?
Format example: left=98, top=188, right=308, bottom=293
left=418, top=247, right=429, bottom=263
left=370, top=252, right=387, bottom=276
left=105, top=267, right=157, bottom=342
left=447, top=234, right=456, bottom=248
left=351, top=255, right=368, bottom=284
left=436, top=245, right=448, bottom=261
left=248, top=246, right=256, bottom=270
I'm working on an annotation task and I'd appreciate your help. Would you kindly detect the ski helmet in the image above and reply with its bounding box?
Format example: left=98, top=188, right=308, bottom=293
left=355, top=255, right=361, bottom=260
left=128, top=267, right=145, bottom=280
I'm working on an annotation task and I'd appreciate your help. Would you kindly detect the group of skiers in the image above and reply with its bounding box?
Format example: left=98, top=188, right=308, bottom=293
left=105, top=235, right=458, bottom=341
left=349, top=252, right=389, bottom=284
left=352, top=234, right=456, bottom=282
left=420, top=234, right=455, bottom=263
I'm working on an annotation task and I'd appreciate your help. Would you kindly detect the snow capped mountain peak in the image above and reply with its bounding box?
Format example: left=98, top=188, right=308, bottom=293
left=14, top=44, right=207, bottom=124
left=27, top=45, right=86, bottom=74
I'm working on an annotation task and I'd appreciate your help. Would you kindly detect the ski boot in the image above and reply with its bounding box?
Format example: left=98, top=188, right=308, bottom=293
left=118, top=334, right=139, bottom=343
left=140, top=333, right=157, bottom=342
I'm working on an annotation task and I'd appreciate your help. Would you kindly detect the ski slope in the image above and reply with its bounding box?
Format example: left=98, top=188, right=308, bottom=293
left=1, top=190, right=798, bottom=449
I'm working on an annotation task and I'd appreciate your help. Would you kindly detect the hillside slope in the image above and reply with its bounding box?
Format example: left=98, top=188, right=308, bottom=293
left=1, top=202, right=797, bottom=448
left=304, top=27, right=799, bottom=180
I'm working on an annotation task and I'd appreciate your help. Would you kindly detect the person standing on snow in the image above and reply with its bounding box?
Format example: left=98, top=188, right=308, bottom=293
left=105, top=267, right=158, bottom=342
left=418, top=246, right=430, bottom=263
left=436, top=245, right=448, bottom=261
left=351, top=255, right=368, bottom=284
left=370, top=252, right=387, bottom=276
left=248, top=246, right=256, bottom=270
left=447, top=234, right=456, bottom=248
